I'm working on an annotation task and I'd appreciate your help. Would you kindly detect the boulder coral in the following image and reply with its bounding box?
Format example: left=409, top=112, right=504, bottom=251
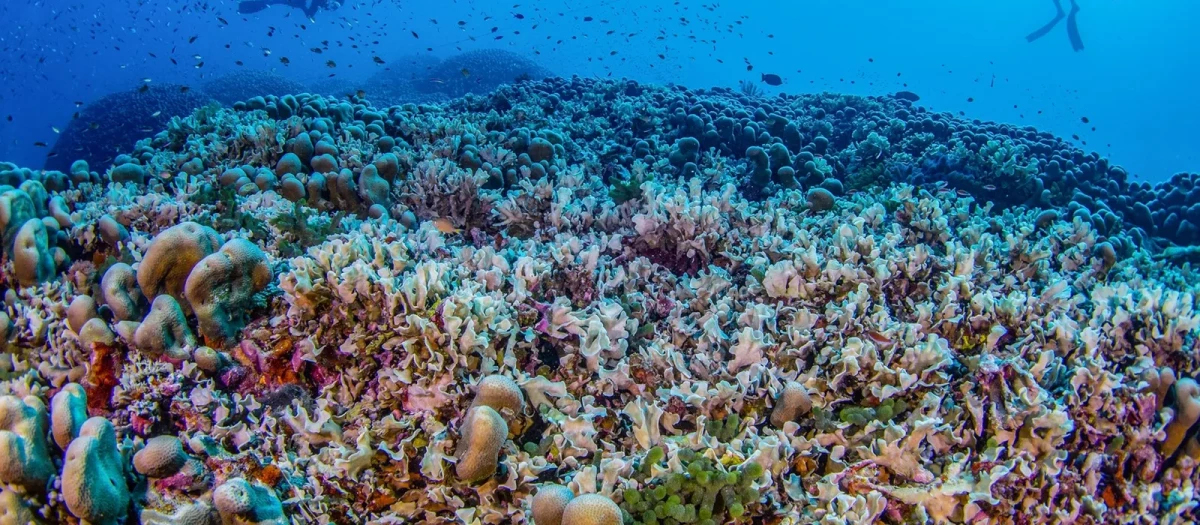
left=0, top=489, right=35, bottom=525
left=100, top=262, right=144, bottom=322
left=134, top=294, right=197, bottom=361
left=560, top=494, right=622, bottom=525
left=50, top=383, right=88, bottom=450
left=1163, top=377, right=1200, bottom=459
left=133, top=435, right=189, bottom=478
left=0, top=188, right=35, bottom=252
left=66, top=295, right=100, bottom=335
left=78, top=317, right=117, bottom=351
left=184, top=238, right=271, bottom=346
left=212, top=477, right=287, bottom=525
left=454, top=405, right=508, bottom=483
left=531, top=484, right=575, bottom=525
left=470, top=374, right=525, bottom=415
left=0, top=396, right=53, bottom=493
left=138, top=221, right=223, bottom=312
left=12, top=218, right=55, bottom=286
left=769, top=381, right=813, bottom=428
left=62, top=417, right=130, bottom=525
left=141, top=501, right=219, bottom=525
left=96, top=214, right=130, bottom=246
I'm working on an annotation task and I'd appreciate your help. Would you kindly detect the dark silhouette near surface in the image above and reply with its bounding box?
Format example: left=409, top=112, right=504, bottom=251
left=238, top=0, right=334, bottom=18
left=1027, top=0, right=1084, bottom=51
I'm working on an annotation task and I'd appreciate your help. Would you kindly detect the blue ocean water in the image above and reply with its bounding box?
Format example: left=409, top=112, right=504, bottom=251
left=0, top=0, right=1195, bottom=182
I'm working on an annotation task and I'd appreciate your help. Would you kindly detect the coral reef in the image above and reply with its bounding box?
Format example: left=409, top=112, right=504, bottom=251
left=0, top=76, right=1199, bottom=524
left=202, top=71, right=310, bottom=107
left=416, top=49, right=552, bottom=98
left=45, top=84, right=215, bottom=172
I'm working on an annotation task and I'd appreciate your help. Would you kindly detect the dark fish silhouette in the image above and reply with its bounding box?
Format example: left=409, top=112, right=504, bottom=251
left=894, top=91, right=920, bottom=102
left=760, top=73, right=782, bottom=86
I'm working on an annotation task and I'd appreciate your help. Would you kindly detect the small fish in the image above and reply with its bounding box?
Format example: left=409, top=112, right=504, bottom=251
left=33, top=141, right=47, bottom=147
left=51, top=126, right=60, bottom=134
left=865, top=331, right=893, bottom=346
left=432, top=219, right=460, bottom=234
left=326, top=60, right=337, bottom=68
left=981, top=184, right=997, bottom=191
left=461, top=68, right=470, bottom=77
left=373, top=56, right=385, bottom=64
left=760, top=73, right=782, bottom=86
left=1080, top=116, right=1090, bottom=124
left=188, top=35, right=198, bottom=44
left=280, top=57, right=290, bottom=65
left=151, top=111, right=162, bottom=117
left=138, top=84, right=150, bottom=93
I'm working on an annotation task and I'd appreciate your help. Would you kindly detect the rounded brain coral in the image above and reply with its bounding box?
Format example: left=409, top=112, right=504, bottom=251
left=560, top=494, right=622, bottom=525
left=454, top=405, right=508, bottom=483
left=471, top=374, right=525, bottom=415
left=133, top=435, right=189, bottom=478
left=769, top=381, right=813, bottom=428
left=532, top=484, right=575, bottom=525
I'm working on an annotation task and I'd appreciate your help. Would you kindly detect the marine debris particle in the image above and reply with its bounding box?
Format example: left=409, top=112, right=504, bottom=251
left=0, top=76, right=1198, bottom=525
